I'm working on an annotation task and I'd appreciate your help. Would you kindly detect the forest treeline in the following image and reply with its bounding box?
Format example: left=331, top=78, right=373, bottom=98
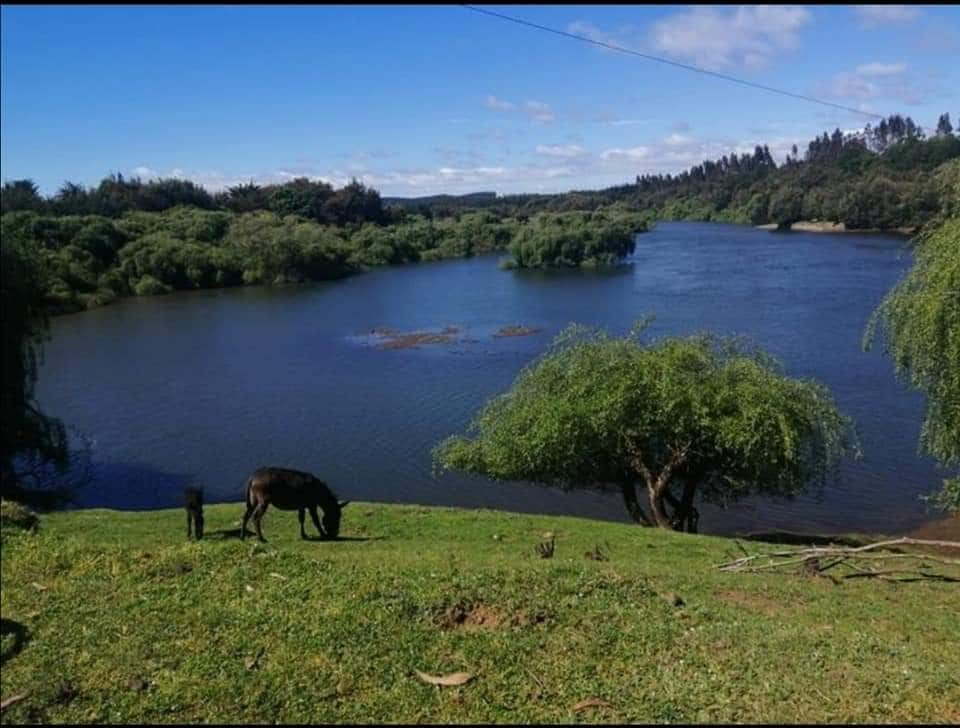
left=394, top=113, right=960, bottom=230
left=1, top=113, right=957, bottom=315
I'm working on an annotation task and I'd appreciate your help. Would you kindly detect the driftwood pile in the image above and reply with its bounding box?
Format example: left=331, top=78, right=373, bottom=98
left=715, top=537, right=960, bottom=583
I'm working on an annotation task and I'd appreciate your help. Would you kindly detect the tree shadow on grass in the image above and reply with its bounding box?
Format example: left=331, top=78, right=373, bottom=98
left=736, top=531, right=870, bottom=548
left=1, top=619, right=30, bottom=666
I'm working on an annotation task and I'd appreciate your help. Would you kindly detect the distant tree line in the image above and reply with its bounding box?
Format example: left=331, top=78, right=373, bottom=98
left=0, top=203, right=646, bottom=314
left=1, top=175, right=395, bottom=226
left=5, top=113, right=956, bottom=231
left=388, top=113, right=960, bottom=232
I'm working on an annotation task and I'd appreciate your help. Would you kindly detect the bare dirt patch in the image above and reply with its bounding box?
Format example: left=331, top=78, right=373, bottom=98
left=493, top=325, right=542, bottom=338
left=437, top=603, right=545, bottom=631
left=440, top=604, right=503, bottom=630
left=715, top=589, right=789, bottom=616
left=903, top=515, right=960, bottom=556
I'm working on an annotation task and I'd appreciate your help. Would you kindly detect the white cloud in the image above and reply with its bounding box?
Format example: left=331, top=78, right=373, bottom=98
left=566, top=20, right=640, bottom=49
left=855, top=62, right=907, bottom=77
left=484, top=95, right=515, bottom=111
left=822, top=73, right=880, bottom=101
left=651, top=5, right=811, bottom=71
left=483, top=95, right=555, bottom=124
left=372, top=163, right=579, bottom=191
left=607, top=118, right=652, bottom=127
left=600, top=146, right=650, bottom=162
left=855, top=5, right=920, bottom=28
left=596, top=130, right=811, bottom=178
left=536, top=144, right=588, bottom=158
left=524, top=100, right=555, bottom=124
left=818, top=62, right=923, bottom=105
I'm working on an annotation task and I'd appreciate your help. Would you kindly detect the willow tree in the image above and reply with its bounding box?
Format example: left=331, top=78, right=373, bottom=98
left=1, top=229, right=69, bottom=502
left=435, top=323, right=857, bottom=531
left=866, top=214, right=960, bottom=512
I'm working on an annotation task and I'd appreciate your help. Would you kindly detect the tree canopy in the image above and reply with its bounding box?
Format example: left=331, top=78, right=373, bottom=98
left=0, top=226, right=69, bottom=502
left=503, top=208, right=650, bottom=269
left=435, top=323, right=858, bottom=530
left=866, top=208, right=960, bottom=512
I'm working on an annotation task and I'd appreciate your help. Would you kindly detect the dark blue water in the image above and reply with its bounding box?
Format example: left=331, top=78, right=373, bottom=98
left=35, top=222, right=945, bottom=535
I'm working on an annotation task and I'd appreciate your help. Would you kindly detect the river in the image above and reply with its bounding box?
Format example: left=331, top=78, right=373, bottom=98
left=35, top=222, right=944, bottom=536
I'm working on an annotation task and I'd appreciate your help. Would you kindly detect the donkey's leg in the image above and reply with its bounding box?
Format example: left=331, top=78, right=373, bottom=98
left=187, top=512, right=193, bottom=539
left=241, top=502, right=255, bottom=540
left=298, top=508, right=307, bottom=539
left=253, top=503, right=268, bottom=543
left=309, top=505, right=324, bottom=538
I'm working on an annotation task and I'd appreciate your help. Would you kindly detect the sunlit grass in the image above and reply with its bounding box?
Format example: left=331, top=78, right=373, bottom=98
left=2, top=502, right=958, bottom=723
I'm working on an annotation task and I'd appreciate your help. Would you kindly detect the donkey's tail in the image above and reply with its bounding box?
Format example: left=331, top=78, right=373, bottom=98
left=244, top=476, right=255, bottom=507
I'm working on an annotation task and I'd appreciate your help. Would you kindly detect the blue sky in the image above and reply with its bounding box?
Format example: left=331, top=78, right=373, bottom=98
left=2, top=4, right=958, bottom=197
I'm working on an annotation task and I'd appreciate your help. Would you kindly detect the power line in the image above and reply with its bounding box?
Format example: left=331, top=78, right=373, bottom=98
left=460, top=5, right=883, bottom=121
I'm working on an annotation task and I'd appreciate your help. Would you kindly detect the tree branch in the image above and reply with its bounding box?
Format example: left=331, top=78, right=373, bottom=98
left=714, top=538, right=960, bottom=582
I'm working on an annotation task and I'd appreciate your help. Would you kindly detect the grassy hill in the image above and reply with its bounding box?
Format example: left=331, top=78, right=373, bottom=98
left=2, top=502, right=958, bottom=723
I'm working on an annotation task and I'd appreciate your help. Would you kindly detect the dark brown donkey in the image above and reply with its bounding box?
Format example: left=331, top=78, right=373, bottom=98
left=241, top=467, right=349, bottom=542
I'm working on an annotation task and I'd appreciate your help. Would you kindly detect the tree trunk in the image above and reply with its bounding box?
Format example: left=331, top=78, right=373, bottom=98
left=630, top=446, right=690, bottom=530
left=647, top=485, right=674, bottom=528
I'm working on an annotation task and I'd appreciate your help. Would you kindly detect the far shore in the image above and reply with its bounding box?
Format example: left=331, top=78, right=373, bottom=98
left=756, top=221, right=917, bottom=235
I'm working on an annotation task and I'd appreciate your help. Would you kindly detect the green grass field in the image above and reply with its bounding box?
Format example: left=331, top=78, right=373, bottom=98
left=2, top=502, right=958, bottom=724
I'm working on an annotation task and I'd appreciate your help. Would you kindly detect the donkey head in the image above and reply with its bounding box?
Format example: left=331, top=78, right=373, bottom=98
left=321, top=499, right=350, bottom=539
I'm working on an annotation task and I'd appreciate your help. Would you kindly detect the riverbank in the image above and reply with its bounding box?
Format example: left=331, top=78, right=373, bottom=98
left=756, top=221, right=917, bottom=235
left=2, top=502, right=957, bottom=723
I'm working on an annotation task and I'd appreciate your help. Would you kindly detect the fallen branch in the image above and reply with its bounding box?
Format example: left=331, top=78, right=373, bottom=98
left=714, top=537, right=960, bottom=582
left=0, top=694, right=28, bottom=712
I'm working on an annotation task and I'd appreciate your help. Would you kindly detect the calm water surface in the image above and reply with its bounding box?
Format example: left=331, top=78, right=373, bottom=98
left=36, top=222, right=944, bottom=536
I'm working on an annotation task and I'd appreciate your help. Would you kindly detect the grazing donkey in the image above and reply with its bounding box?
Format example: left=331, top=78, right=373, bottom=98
left=184, top=487, right=204, bottom=540
left=241, top=467, right=349, bottom=542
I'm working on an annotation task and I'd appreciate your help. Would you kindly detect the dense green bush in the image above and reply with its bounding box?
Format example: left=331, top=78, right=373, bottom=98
left=505, top=209, right=649, bottom=269
left=0, top=205, right=568, bottom=311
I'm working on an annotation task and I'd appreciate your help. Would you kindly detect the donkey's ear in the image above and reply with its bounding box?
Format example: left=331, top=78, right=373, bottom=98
left=339, top=500, right=351, bottom=508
